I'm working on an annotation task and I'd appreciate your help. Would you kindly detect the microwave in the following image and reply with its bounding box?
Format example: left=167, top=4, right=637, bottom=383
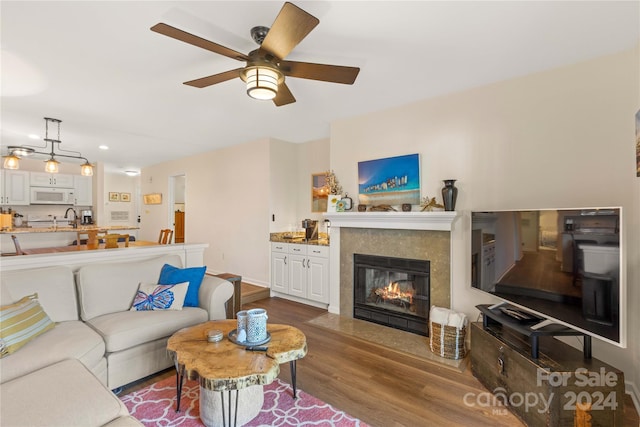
left=30, top=187, right=75, bottom=205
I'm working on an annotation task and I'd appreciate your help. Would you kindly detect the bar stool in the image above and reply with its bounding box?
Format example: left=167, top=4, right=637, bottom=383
left=158, top=229, right=173, bottom=244
left=104, top=234, right=130, bottom=248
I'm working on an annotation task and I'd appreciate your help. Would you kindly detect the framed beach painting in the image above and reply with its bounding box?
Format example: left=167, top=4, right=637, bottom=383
left=358, top=153, right=420, bottom=206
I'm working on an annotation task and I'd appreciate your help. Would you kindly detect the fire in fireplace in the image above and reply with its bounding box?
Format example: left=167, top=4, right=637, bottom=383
left=353, top=254, right=430, bottom=336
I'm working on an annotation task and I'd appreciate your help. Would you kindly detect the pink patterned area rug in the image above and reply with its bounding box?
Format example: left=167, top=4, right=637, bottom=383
left=121, top=376, right=368, bottom=426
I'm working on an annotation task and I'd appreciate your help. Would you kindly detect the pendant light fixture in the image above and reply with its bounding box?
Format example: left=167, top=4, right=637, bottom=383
left=2, top=117, right=94, bottom=176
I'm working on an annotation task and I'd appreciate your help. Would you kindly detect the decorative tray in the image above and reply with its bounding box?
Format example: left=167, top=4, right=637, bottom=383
left=228, top=329, right=271, bottom=347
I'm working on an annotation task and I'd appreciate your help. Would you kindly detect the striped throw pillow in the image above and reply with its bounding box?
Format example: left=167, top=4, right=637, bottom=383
left=0, top=293, right=55, bottom=358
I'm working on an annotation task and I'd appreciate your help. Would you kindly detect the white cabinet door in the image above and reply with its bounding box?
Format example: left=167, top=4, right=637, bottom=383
left=73, top=175, right=93, bottom=206
left=30, top=172, right=74, bottom=188
left=288, top=254, right=307, bottom=298
left=1, top=170, right=30, bottom=205
left=307, top=255, right=329, bottom=303
left=30, top=172, right=53, bottom=187
left=271, top=251, right=289, bottom=293
left=52, top=173, right=74, bottom=188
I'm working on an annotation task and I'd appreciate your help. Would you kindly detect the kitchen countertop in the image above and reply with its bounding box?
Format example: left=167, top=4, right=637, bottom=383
left=1, top=225, right=139, bottom=234
left=270, top=232, right=330, bottom=246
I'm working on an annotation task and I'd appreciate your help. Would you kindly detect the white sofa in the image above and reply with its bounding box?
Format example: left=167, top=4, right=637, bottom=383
left=0, top=254, right=234, bottom=426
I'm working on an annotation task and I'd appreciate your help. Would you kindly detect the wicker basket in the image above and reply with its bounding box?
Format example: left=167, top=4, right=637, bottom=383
left=429, top=321, right=466, bottom=360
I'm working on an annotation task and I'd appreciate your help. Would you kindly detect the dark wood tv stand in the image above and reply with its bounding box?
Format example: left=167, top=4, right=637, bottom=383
left=471, top=309, right=625, bottom=426
left=477, top=304, right=592, bottom=359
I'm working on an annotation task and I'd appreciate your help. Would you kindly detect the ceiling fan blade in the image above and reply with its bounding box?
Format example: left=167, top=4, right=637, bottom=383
left=280, top=61, right=360, bottom=85
left=184, top=69, right=243, bottom=88
left=260, top=2, right=319, bottom=60
left=273, top=82, right=296, bottom=106
left=151, top=23, right=249, bottom=62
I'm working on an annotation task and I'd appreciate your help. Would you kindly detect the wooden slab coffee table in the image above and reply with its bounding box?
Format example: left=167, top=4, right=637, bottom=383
left=167, top=320, right=307, bottom=427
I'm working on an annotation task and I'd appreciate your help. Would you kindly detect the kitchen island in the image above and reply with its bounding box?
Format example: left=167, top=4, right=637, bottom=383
left=0, top=225, right=140, bottom=254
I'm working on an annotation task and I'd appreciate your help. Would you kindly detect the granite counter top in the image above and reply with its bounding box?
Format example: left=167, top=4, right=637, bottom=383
left=270, top=232, right=330, bottom=246
left=1, top=225, right=139, bottom=234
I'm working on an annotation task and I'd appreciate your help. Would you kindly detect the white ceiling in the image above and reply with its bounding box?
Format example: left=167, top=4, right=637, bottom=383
left=2, top=1, right=638, bottom=174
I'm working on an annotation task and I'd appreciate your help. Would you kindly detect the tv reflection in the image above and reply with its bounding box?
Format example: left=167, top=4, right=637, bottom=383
left=471, top=208, right=621, bottom=344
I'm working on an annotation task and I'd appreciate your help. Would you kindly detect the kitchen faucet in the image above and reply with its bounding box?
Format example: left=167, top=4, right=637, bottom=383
left=64, top=208, right=78, bottom=228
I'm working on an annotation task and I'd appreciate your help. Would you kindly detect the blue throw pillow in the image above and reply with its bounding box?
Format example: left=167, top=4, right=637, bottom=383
left=158, top=264, right=206, bottom=307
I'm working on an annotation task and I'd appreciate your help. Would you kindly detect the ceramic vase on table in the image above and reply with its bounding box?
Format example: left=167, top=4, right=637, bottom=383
left=441, top=180, right=458, bottom=211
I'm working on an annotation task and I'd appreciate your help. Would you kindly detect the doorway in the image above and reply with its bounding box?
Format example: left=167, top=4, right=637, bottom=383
left=520, top=211, right=539, bottom=252
left=169, top=174, right=186, bottom=243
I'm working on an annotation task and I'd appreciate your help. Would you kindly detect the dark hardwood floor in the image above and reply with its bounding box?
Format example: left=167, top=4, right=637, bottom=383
left=121, top=296, right=639, bottom=427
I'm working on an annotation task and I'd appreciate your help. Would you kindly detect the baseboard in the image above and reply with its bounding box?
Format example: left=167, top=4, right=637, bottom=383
left=205, top=269, right=269, bottom=288
left=269, top=291, right=328, bottom=310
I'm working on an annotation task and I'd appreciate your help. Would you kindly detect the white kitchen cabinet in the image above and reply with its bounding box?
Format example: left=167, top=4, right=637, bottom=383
left=30, top=172, right=74, bottom=188
left=288, top=244, right=307, bottom=298
left=307, top=246, right=330, bottom=303
left=73, top=175, right=93, bottom=206
left=270, top=243, right=289, bottom=294
left=270, top=242, right=330, bottom=305
left=0, top=170, right=30, bottom=205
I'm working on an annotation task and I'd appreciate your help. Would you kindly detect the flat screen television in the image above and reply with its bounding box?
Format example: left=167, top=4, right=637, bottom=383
left=470, top=207, right=625, bottom=347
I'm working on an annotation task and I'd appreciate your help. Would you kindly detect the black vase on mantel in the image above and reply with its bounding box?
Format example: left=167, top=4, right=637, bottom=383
left=441, top=180, right=458, bottom=211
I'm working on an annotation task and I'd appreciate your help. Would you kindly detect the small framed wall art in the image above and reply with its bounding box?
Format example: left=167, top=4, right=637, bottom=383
left=311, top=173, right=328, bottom=212
left=143, top=193, right=162, bottom=205
left=120, top=193, right=131, bottom=202
left=109, top=192, right=120, bottom=202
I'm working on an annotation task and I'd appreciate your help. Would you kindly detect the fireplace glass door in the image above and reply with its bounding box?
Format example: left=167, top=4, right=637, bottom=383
left=354, top=254, right=430, bottom=335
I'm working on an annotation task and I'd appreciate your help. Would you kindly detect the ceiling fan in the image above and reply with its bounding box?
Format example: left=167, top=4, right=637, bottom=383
left=151, top=2, right=360, bottom=106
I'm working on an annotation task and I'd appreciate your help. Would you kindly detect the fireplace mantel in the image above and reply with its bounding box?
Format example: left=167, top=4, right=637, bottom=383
left=323, top=211, right=458, bottom=231
left=323, top=211, right=460, bottom=314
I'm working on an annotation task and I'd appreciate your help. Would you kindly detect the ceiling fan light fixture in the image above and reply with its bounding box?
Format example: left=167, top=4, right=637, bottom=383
left=245, top=66, right=281, bottom=100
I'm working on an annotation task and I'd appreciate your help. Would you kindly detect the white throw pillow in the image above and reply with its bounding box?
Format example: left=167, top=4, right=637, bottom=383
left=130, top=282, right=189, bottom=311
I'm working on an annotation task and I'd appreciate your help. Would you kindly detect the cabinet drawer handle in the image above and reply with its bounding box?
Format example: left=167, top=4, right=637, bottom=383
left=302, top=259, right=306, bottom=268
left=497, top=356, right=505, bottom=375
left=284, top=256, right=287, bottom=265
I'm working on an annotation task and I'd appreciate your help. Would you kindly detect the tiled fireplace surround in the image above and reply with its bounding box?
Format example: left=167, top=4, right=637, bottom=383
left=323, top=212, right=459, bottom=319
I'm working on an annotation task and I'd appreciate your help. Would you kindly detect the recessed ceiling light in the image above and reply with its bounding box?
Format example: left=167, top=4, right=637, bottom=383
left=99, top=145, right=109, bottom=150
left=124, top=170, right=140, bottom=176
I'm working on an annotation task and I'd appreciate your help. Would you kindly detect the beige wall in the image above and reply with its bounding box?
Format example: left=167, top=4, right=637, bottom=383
left=330, top=46, right=640, bottom=397
left=141, top=139, right=271, bottom=285
left=296, top=138, right=330, bottom=225
left=102, top=172, right=138, bottom=229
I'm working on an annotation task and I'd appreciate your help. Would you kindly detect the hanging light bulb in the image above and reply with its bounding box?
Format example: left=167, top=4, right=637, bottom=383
left=3, top=154, right=20, bottom=170
left=81, top=161, right=94, bottom=177
left=44, top=157, right=60, bottom=173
